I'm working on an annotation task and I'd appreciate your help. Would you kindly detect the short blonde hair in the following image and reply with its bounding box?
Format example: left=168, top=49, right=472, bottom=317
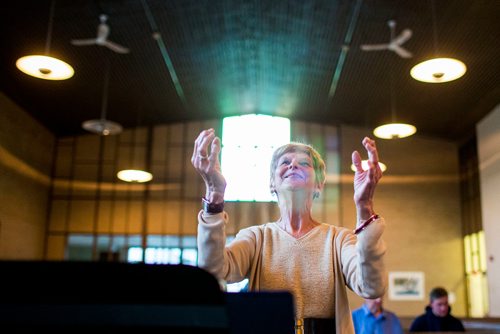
left=270, top=142, right=326, bottom=192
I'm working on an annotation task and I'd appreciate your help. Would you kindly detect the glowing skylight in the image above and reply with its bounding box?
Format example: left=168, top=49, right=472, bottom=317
left=222, top=114, right=290, bottom=201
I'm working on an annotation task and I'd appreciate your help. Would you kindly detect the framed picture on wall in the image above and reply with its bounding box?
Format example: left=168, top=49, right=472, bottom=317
left=388, top=271, right=425, bottom=301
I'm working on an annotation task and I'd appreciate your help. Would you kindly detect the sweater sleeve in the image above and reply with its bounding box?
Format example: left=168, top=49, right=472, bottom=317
left=340, top=217, right=387, bottom=298
left=197, top=210, right=258, bottom=283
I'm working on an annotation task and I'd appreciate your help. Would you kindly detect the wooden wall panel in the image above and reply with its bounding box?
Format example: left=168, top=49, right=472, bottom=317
left=46, top=120, right=341, bottom=264
left=68, top=200, right=95, bottom=233
left=46, top=235, right=66, bottom=260
left=48, top=200, right=69, bottom=233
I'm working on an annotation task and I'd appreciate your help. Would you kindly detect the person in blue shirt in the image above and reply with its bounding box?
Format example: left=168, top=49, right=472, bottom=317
left=352, top=296, right=404, bottom=334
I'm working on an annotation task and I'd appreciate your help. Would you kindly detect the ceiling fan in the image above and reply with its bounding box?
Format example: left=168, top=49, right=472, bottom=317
left=71, top=14, right=130, bottom=54
left=360, top=20, right=413, bottom=58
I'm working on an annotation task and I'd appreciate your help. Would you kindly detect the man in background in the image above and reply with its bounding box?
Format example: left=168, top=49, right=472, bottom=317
left=352, top=296, right=404, bottom=334
left=409, top=286, right=465, bottom=332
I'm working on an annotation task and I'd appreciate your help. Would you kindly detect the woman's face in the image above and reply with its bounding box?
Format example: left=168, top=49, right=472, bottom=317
left=273, top=151, right=317, bottom=194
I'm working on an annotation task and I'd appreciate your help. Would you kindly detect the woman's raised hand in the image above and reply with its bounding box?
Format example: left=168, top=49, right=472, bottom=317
left=191, top=128, right=227, bottom=202
left=351, top=137, right=382, bottom=219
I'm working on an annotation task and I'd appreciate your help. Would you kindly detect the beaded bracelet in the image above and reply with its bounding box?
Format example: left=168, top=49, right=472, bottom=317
left=353, top=214, right=380, bottom=235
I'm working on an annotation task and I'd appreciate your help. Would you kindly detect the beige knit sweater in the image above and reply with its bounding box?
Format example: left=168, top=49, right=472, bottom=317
left=197, top=211, right=387, bottom=334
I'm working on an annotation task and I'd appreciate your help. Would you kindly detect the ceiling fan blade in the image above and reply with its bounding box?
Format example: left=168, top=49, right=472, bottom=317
left=360, top=44, right=390, bottom=51
left=103, top=40, right=130, bottom=54
left=392, top=29, right=412, bottom=46
left=71, top=39, right=98, bottom=46
left=392, top=45, right=413, bottom=58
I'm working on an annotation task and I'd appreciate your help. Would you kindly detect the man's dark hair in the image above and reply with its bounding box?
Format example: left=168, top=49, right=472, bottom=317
left=429, top=287, right=448, bottom=302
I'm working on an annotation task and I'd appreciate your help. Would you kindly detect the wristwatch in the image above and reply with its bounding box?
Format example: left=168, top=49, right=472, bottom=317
left=202, top=197, right=224, bottom=214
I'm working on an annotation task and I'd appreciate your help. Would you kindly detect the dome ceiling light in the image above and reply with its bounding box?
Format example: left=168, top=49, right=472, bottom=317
left=373, top=56, right=416, bottom=140
left=410, top=58, right=466, bottom=83
left=373, top=123, right=417, bottom=139
left=16, top=0, right=74, bottom=80
left=410, top=0, right=466, bottom=84
left=82, top=58, right=123, bottom=136
left=117, top=170, right=153, bottom=183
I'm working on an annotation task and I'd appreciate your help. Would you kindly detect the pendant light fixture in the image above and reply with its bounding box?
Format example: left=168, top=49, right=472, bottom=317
left=373, top=123, right=416, bottom=139
left=82, top=58, right=123, bottom=136
left=373, top=49, right=417, bottom=140
left=16, top=0, right=74, bottom=80
left=117, top=169, right=153, bottom=183
left=410, top=0, right=466, bottom=83
left=117, top=120, right=153, bottom=183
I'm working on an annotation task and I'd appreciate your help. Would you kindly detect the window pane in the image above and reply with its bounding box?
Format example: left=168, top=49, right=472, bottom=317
left=128, top=246, right=197, bottom=266
left=222, top=114, right=290, bottom=201
left=182, top=249, right=198, bottom=266
left=67, top=234, right=93, bottom=261
left=128, top=247, right=143, bottom=263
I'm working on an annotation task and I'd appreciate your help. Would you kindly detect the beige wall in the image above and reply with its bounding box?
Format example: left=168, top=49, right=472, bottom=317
left=0, top=92, right=55, bottom=259
left=477, top=103, right=500, bottom=316
left=340, top=125, right=466, bottom=317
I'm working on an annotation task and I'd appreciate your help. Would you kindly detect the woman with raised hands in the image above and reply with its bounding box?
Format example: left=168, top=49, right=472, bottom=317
left=191, top=128, right=386, bottom=334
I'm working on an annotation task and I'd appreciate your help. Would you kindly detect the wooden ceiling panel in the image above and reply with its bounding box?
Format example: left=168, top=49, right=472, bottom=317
left=1, top=0, right=499, bottom=142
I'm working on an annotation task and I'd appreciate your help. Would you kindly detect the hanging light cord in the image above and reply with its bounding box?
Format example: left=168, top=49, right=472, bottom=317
left=100, top=58, right=111, bottom=121
left=44, top=0, right=56, bottom=55
left=388, top=20, right=397, bottom=122
left=389, top=63, right=396, bottom=123
left=430, top=0, right=440, bottom=56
